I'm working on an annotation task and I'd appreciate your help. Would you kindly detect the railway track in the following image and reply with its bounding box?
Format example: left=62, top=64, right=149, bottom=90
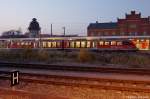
left=1, top=62, right=150, bottom=94
left=0, top=62, right=150, bottom=75
left=1, top=71, right=150, bottom=93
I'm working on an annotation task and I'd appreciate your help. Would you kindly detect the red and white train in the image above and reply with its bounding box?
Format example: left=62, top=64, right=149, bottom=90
left=0, top=36, right=150, bottom=51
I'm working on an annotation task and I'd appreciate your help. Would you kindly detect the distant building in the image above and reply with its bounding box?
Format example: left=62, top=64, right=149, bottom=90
left=28, top=18, right=41, bottom=38
left=1, top=30, right=27, bottom=38
left=87, top=11, right=150, bottom=36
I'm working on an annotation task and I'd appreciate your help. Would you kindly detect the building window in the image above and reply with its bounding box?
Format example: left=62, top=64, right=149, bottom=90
left=42, top=42, right=47, bottom=48
left=112, top=32, right=116, bottom=36
left=52, top=42, right=57, bottom=48
left=130, top=24, right=137, bottom=29
left=121, top=32, right=124, bottom=36
left=144, top=32, right=147, bottom=36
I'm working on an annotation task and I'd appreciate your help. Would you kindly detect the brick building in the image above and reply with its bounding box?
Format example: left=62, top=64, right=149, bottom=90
left=87, top=11, right=150, bottom=36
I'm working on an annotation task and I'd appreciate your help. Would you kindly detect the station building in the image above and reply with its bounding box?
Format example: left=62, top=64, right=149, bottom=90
left=87, top=11, right=150, bottom=36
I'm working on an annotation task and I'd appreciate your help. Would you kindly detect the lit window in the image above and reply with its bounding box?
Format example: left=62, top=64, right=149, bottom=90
left=146, top=40, right=149, bottom=43
left=99, top=41, right=104, bottom=45
left=130, top=24, right=137, bottom=28
left=105, top=42, right=109, bottom=45
left=117, top=42, right=122, bottom=46
left=70, top=41, right=75, bottom=48
left=76, top=41, right=81, bottom=48
left=52, top=42, right=57, bottom=48
left=42, top=42, right=47, bottom=48
left=87, top=41, right=91, bottom=48
left=81, top=41, right=86, bottom=48
left=48, top=42, right=51, bottom=48
left=112, top=32, right=116, bottom=36
left=66, top=42, right=70, bottom=48
left=25, top=42, right=28, bottom=45
left=111, top=41, right=116, bottom=45
left=57, top=42, right=61, bottom=48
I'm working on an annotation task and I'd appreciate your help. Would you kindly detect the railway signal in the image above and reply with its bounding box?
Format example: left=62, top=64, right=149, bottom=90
left=11, top=71, right=19, bottom=86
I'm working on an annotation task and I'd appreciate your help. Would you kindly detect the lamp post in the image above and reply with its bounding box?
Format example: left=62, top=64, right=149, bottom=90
left=51, top=24, right=53, bottom=36
left=62, top=27, right=66, bottom=36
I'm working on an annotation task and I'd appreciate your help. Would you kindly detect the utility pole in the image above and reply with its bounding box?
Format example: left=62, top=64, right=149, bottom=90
left=63, top=27, right=66, bottom=36
left=51, top=24, right=53, bottom=36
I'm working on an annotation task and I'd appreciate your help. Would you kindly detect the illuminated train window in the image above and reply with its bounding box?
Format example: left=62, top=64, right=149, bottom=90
left=81, top=41, right=86, bottom=48
left=76, top=41, right=81, bottom=48
left=66, top=41, right=70, bottom=48
left=48, top=42, right=51, bottom=48
left=21, top=42, right=24, bottom=45
left=105, top=42, right=110, bottom=46
left=52, top=42, right=57, bottom=48
left=111, top=41, right=116, bottom=45
left=117, top=42, right=122, bottom=46
left=70, top=41, right=75, bottom=48
left=57, top=42, right=61, bottom=48
left=87, top=41, right=91, bottom=48
left=99, top=41, right=104, bottom=46
left=42, top=42, right=47, bottom=48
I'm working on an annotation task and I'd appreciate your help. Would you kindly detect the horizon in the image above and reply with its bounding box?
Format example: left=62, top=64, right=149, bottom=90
left=0, top=0, right=150, bottom=36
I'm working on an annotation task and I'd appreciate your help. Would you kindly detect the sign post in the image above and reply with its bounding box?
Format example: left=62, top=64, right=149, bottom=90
left=11, top=71, right=19, bottom=86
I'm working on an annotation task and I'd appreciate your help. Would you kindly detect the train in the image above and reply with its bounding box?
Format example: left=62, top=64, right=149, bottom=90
left=0, top=36, right=150, bottom=51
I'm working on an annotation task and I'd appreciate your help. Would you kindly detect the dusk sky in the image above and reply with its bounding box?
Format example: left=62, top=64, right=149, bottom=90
left=0, top=0, right=150, bottom=36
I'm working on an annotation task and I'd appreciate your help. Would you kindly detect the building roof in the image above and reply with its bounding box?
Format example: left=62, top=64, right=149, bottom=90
left=88, top=22, right=118, bottom=29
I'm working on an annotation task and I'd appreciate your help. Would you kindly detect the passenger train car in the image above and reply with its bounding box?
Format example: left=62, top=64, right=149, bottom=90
left=0, top=36, right=150, bottom=51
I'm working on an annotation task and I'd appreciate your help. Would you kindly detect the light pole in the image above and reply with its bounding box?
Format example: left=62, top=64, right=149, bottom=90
left=62, top=27, right=66, bottom=36
left=51, top=24, right=53, bottom=36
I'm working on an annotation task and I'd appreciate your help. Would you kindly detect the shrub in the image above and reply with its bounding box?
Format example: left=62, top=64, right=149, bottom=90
left=77, top=49, right=93, bottom=63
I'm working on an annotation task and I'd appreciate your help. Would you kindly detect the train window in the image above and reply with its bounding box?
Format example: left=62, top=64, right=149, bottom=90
left=146, top=40, right=149, bottom=43
left=57, top=42, right=61, bottom=48
left=42, top=42, right=47, bottom=48
left=117, top=42, right=122, bottom=46
left=21, top=42, right=24, bottom=45
left=140, top=39, right=144, bottom=42
left=81, top=41, right=86, bottom=48
left=76, top=41, right=81, bottom=48
left=52, top=42, right=57, bottom=48
left=25, top=42, right=28, bottom=45
left=105, top=42, right=109, bottom=46
left=66, top=41, right=70, bottom=48
left=99, top=41, right=104, bottom=46
left=87, top=41, right=91, bottom=48
left=48, top=42, right=51, bottom=48
left=111, top=41, right=116, bottom=45
left=70, top=41, right=75, bottom=48
left=92, top=42, right=96, bottom=48
left=17, top=42, right=20, bottom=45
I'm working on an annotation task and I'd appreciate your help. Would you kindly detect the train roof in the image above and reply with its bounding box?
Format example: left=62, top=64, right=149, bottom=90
left=0, top=36, right=150, bottom=41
